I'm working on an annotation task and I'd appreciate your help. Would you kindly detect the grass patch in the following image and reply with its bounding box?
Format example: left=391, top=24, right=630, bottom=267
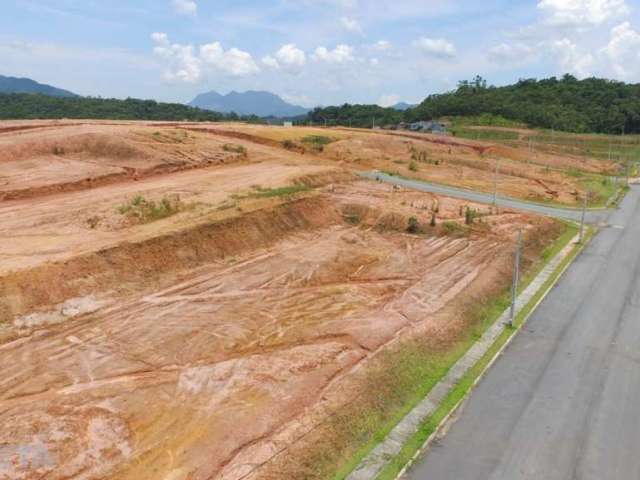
left=579, top=175, right=619, bottom=207
left=223, top=143, right=247, bottom=155
left=117, top=194, right=185, bottom=223
left=301, top=135, right=335, bottom=152
left=374, top=223, right=584, bottom=480
left=249, top=185, right=311, bottom=198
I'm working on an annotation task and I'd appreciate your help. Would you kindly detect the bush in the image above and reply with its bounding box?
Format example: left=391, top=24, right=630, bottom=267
left=223, top=143, right=247, bottom=155
left=282, top=139, right=296, bottom=150
left=301, top=135, right=334, bottom=152
left=464, top=207, right=478, bottom=225
left=117, top=194, right=184, bottom=223
left=407, top=216, right=420, bottom=233
left=408, top=160, right=418, bottom=172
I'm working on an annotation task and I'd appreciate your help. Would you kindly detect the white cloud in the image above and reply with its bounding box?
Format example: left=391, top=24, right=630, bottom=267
left=378, top=94, right=400, bottom=107
left=370, top=57, right=380, bottom=66
left=261, top=44, right=307, bottom=74
left=374, top=40, right=391, bottom=51
left=414, top=37, right=456, bottom=59
left=262, top=55, right=280, bottom=69
left=151, top=33, right=259, bottom=83
left=312, top=44, right=355, bottom=63
left=173, top=0, right=197, bottom=16
left=200, top=42, right=260, bottom=76
left=277, top=44, right=307, bottom=73
left=341, top=17, right=363, bottom=34
left=488, top=42, right=537, bottom=63
left=152, top=33, right=202, bottom=83
left=551, top=38, right=595, bottom=77
left=600, top=21, right=640, bottom=78
left=537, top=0, right=629, bottom=28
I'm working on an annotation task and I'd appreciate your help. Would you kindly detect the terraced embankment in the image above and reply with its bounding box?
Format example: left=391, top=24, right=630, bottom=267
left=0, top=120, right=564, bottom=480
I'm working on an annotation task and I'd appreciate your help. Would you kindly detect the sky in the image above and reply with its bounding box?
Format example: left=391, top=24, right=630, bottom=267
left=1, top=0, right=640, bottom=107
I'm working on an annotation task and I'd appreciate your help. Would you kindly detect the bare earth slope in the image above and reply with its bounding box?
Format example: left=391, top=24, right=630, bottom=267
left=0, top=121, right=561, bottom=480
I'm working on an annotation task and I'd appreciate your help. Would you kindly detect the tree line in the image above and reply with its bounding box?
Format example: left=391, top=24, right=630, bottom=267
left=305, top=75, right=640, bottom=134
left=0, top=94, right=264, bottom=122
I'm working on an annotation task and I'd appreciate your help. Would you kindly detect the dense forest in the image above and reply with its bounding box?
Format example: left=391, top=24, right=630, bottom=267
left=0, top=94, right=262, bottom=122
left=306, top=103, right=403, bottom=129
left=306, top=75, right=640, bottom=134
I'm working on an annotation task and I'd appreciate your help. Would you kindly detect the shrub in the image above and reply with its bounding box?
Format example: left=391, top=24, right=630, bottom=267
left=345, top=214, right=361, bottom=225
left=117, top=194, right=184, bottom=223
left=223, top=143, right=247, bottom=155
left=408, top=160, right=418, bottom=172
left=52, top=146, right=65, bottom=155
left=464, top=207, right=478, bottom=225
left=301, top=135, right=334, bottom=152
left=407, top=216, right=420, bottom=233
left=282, top=139, right=296, bottom=150
left=430, top=212, right=437, bottom=227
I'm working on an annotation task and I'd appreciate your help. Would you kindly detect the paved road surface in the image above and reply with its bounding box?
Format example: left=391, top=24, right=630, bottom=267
left=404, top=184, right=640, bottom=480
left=360, top=171, right=611, bottom=224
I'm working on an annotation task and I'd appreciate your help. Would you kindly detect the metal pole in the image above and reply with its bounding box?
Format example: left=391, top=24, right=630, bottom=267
left=492, top=159, right=500, bottom=206
left=509, top=230, right=523, bottom=328
left=579, top=192, right=587, bottom=243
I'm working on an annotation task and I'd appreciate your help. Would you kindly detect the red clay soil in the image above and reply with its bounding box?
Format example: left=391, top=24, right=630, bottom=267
left=0, top=173, right=554, bottom=480
left=0, top=121, right=558, bottom=480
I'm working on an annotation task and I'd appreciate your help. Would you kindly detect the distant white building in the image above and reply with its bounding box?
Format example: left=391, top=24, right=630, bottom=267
left=283, top=121, right=293, bottom=127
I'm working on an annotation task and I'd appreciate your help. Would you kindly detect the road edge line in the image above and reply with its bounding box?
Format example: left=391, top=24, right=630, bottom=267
left=388, top=228, right=592, bottom=480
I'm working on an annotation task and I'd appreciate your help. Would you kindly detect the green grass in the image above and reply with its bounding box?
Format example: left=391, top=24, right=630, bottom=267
left=329, top=222, right=580, bottom=480
left=450, top=127, right=520, bottom=141
left=249, top=185, right=311, bottom=198
left=579, top=175, right=619, bottom=208
left=374, top=223, right=587, bottom=480
left=117, top=194, right=185, bottom=223
left=222, top=143, right=247, bottom=155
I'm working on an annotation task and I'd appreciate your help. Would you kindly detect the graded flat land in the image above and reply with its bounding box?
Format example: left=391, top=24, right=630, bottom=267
left=196, top=123, right=617, bottom=206
left=0, top=120, right=561, bottom=480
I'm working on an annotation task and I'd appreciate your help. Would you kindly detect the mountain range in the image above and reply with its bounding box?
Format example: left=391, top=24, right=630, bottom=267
left=0, top=75, right=77, bottom=97
left=189, top=90, right=309, bottom=118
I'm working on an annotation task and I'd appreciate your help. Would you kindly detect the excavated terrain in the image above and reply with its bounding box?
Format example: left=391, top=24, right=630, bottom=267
left=198, top=123, right=616, bottom=206
left=0, top=120, right=560, bottom=480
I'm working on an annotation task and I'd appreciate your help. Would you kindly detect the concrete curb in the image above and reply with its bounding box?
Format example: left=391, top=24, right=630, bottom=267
left=346, top=232, right=582, bottom=480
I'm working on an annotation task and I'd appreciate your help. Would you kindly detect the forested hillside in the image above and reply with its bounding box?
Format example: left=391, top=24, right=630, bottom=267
left=410, top=75, right=640, bottom=134
left=307, top=75, right=640, bottom=134
left=0, top=94, right=261, bottom=122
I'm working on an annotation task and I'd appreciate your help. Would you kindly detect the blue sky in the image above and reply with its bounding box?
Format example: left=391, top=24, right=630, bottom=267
left=2, top=0, right=639, bottom=106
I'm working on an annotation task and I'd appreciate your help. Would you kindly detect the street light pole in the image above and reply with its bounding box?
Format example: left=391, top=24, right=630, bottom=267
left=579, top=192, right=588, bottom=244
left=492, top=159, right=500, bottom=206
left=509, top=230, right=523, bottom=328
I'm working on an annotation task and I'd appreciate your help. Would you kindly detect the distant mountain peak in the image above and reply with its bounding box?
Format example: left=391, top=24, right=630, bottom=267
left=188, top=90, right=308, bottom=118
left=0, top=75, right=77, bottom=97
left=392, top=102, right=416, bottom=111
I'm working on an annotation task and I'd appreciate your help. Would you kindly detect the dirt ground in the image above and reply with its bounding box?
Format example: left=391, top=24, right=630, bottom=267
left=198, top=123, right=616, bottom=205
left=0, top=120, right=559, bottom=480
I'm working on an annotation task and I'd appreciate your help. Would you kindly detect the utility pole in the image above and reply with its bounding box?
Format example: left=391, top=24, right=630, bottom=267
left=492, top=159, right=500, bottom=206
left=372, top=117, right=376, bottom=129
left=579, top=191, right=588, bottom=244
left=509, top=230, right=523, bottom=328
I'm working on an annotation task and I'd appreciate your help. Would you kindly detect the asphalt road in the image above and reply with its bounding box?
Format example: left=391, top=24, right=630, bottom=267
left=404, top=184, right=640, bottom=480
left=359, top=171, right=611, bottom=224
